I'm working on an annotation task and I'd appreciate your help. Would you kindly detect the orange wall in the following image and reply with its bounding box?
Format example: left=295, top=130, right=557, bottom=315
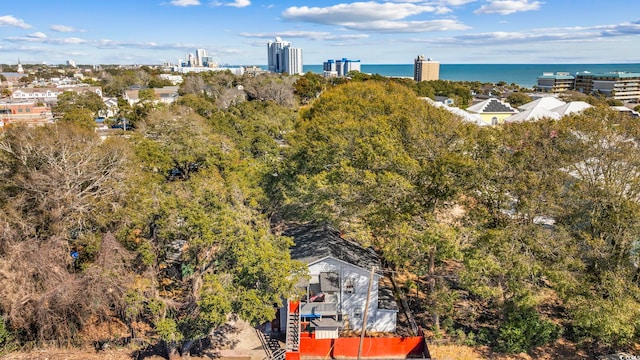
left=300, top=335, right=424, bottom=359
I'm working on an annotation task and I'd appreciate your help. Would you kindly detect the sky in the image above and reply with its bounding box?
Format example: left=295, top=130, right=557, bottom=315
left=0, top=0, right=639, bottom=66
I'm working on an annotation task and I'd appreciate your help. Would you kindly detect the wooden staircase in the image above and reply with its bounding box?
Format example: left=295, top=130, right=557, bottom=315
left=285, top=300, right=301, bottom=360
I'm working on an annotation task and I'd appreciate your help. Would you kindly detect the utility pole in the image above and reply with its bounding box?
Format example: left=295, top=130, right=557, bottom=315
left=358, top=266, right=375, bottom=360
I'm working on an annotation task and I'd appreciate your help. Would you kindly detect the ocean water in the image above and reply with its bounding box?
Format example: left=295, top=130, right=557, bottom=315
left=302, top=63, right=640, bottom=88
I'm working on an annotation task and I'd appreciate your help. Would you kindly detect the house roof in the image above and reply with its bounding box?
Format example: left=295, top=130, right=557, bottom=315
left=422, top=97, right=487, bottom=126
left=538, top=74, right=575, bottom=80
left=284, top=223, right=381, bottom=273
left=551, top=101, right=592, bottom=117
left=505, top=106, right=561, bottom=123
left=467, top=98, right=518, bottom=114
left=519, top=97, right=566, bottom=111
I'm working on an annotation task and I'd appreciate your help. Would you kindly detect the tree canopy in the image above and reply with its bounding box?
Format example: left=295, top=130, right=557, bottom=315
left=2, top=71, right=640, bottom=358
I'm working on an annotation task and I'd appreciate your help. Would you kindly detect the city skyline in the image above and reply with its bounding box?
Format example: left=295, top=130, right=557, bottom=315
left=0, top=0, right=639, bottom=66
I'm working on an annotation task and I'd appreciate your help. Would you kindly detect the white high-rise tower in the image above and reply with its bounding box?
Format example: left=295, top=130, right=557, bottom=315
left=195, top=49, right=207, bottom=67
left=267, top=37, right=303, bottom=75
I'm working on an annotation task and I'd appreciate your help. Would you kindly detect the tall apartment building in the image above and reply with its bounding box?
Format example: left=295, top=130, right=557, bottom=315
left=414, top=55, right=439, bottom=81
left=267, top=37, right=303, bottom=75
left=323, top=58, right=361, bottom=77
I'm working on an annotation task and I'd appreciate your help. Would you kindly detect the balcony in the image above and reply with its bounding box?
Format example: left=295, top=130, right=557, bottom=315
left=300, top=301, right=338, bottom=317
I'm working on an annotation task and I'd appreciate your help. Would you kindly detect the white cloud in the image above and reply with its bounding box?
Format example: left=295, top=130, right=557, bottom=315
left=241, top=31, right=369, bottom=41
left=94, top=39, right=197, bottom=51
left=410, top=21, right=640, bottom=46
left=27, top=32, right=47, bottom=40
left=0, top=15, right=31, bottom=29
left=343, top=19, right=470, bottom=32
left=439, top=0, right=478, bottom=5
left=5, top=34, right=87, bottom=45
left=474, top=0, right=542, bottom=15
left=283, top=2, right=439, bottom=23
left=170, top=0, right=201, bottom=6
left=214, top=0, right=251, bottom=7
left=281, top=2, right=469, bottom=33
left=50, top=24, right=77, bottom=32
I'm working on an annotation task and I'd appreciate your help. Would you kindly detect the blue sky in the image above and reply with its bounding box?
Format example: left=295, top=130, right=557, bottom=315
left=0, top=0, right=638, bottom=66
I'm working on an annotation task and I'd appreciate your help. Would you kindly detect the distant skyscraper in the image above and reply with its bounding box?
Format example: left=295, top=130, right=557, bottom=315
left=267, top=37, right=303, bottom=75
left=195, top=49, right=207, bottom=67
left=186, top=53, right=195, bottom=67
left=414, top=55, right=439, bottom=81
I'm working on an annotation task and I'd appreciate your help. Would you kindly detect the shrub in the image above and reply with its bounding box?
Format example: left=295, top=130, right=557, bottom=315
left=495, top=304, right=560, bottom=354
left=0, top=317, right=16, bottom=354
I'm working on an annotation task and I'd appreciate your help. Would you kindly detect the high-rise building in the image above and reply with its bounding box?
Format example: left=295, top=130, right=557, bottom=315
left=283, top=46, right=303, bottom=75
left=336, top=58, right=360, bottom=76
left=323, top=58, right=361, bottom=77
left=267, top=37, right=288, bottom=73
left=195, top=49, right=207, bottom=67
left=186, top=53, right=195, bottom=67
left=414, top=55, right=439, bottom=82
left=267, top=37, right=303, bottom=75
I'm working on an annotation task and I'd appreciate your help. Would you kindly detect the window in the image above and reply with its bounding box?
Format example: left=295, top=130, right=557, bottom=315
left=491, top=116, right=498, bottom=125
left=344, top=278, right=354, bottom=294
left=353, top=308, right=362, bottom=320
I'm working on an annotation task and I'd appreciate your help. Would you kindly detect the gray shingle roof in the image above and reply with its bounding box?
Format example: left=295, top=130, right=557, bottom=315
left=467, top=98, right=518, bottom=114
left=284, top=223, right=380, bottom=273
left=484, top=98, right=517, bottom=112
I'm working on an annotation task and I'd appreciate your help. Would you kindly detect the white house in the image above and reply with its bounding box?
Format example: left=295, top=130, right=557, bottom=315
left=280, top=223, right=398, bottom=334
left=11, top=86, right=102, bottom=103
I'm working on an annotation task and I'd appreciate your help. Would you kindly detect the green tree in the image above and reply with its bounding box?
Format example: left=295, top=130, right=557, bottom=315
left=59, top=107, right=94, bottom=129
left=293, top=72, right=325, bottom=104
left=553, top=108, right=640, bottom=348
left=505, top=92, right=532, bottom=108
left=120, top=106, right=304, bottom=356
left=53, top=90, right=105, bottom=119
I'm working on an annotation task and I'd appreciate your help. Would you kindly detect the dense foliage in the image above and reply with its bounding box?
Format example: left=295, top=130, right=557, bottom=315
left=1, top=70, right=639, bottom=358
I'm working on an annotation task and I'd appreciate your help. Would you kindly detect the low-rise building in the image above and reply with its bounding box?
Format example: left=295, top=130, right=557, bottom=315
left=537, top=72, right=575, bottom=93
left=123, top=86, right=179, bottom=106
left=276, top=223, right=398, bottom=335
left=0, top=101, right=53, bottom=126
left=591, top=72, right=640, bottom=101
left=466, top=98, right=518, bottom=125
left=555, top=71, right=640, bottom=101
left=11, top=86, right=102, bottom=103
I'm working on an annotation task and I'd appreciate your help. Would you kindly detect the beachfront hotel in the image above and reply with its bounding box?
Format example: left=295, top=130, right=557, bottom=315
left=267, top=37, right=303, bottom=75
left=538, top=71, right=640, bottom=101
left=590, top=72, right=640, bottom=101
left=537, top=72, right=575, bottom=93
left=413, top=55, right=440, bottom=82
left=322, top=58, right=361, bottom=78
